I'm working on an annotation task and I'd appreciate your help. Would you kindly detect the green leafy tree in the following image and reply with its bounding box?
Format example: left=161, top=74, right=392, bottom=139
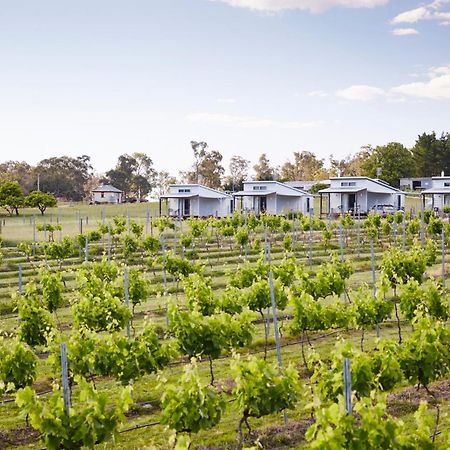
left=26, top=191, right=57, bottom=215
left=223, top=155, right=249, bottom=192
left=280, top=150, right=327, bottom=181
left=361, top=142, right=416, bottom=187
left=412, top=131, right=450, bottom=177
left=253, top=153, right=276, bottom=181
left=36, top=155, right=93, bottom=201
left=0, top=160, right=35, bottom=194
left=0, top=181, right=24, bottom=215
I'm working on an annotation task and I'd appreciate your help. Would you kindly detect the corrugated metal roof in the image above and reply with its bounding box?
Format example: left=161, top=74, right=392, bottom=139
left=92, top=184, right=122, bottom=193
left=160, top=193, right=198, bottom=199
left=319, top=187, right=366, bottom=194
left=233, top=191, right=276, bottom=196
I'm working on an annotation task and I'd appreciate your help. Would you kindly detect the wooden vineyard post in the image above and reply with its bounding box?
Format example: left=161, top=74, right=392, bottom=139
left=145, top=209, right=150, bottom=235
left=442, top=226, right=446, bottom=290
left=161, top=234, right=169, bottom=326
left=393, top=217, right=397, bottom=244
left=370, top=239, right=380, bottom=338
left=357, top=208, right=361, bottom=258
left=343, top=358, right=352, bottom=416
left=32, top=215, right=36, bottom=256
left=124, top=269, right=131, bottom=339
left=172, top=225, right=177, bottom=289
left=107, top=225, right=112, bottom=263
left=84, top=237, right=89, bottom=263
left=420, top=199, right=425, bottom=247
left=309, top=207, right=313, bottom=267
left=265, top=224, right=271, bottom=338
left=18, top=264, right=23, bottom=295
left=60, top=343, right=71, bottom=417
left=402, top=212, right=406, bottom=251
left=339, top=224, right=347, bottom=303
left=268, top=270, right=288, bottom=425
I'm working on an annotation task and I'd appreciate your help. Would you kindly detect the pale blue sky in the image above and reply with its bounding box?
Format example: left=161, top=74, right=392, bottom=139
left=0, top=0, right=449, bottom=175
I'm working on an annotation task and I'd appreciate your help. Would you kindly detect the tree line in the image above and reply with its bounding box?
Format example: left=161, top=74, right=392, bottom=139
left=0, top=131, right=449, bottom=208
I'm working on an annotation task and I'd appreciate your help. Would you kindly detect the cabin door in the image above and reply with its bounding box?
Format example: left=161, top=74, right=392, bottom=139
left=259, top=196, right=267, bottom=213
left=183, top=198, right=191, bottom=216
left=348, top=194, right=356, bottom=212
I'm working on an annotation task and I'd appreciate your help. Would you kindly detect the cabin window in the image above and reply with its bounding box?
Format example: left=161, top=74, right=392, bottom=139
left=252, top=186, right=267, bottom=191
left=444, top=183, right=450, bottom=187
left=101, top=192, right=104, bottom=198
left=341, top=182, right=356, bottom=187
left=178, top=188, right=191, bottom=193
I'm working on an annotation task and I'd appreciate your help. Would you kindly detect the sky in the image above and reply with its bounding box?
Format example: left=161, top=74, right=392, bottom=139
left=0, top=0, right=449, bottom=176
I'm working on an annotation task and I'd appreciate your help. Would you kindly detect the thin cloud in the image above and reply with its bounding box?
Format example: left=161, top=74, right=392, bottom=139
left=392, top=27, right=419, bottom=35
left=391, top=0, right=450, bottom=25
left=392, top=65, right=450, bottom=100
left=337, top=65, right=450, bottom=102
left=212, top=0, right=388, bottom=13
left=336, top=85, right=386, bottom=101
left=307, top=90, right=329, bottom=97
left=187, top=112, right=323, bottom=129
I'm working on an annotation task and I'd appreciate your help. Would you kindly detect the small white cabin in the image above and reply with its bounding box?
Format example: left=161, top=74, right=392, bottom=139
left=233, top=181, right=313, bottom=215
left=318, top=177, right=405, bottom=215
left=91, top=184, right=123, bottom=204
left=421, top=177, right=450, bottom=210
left=159, top=184, right=232, bottom=218
left=399, top=177, right=432, bottom=191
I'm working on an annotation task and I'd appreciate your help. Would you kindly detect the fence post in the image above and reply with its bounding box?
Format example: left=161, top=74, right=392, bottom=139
left=339, top=224, right=347, bottom=303
left=18, top=264, right=23, bottom=294
left=32, top=215, right=36, bottom=256
left=402, top=212, right=406, bottom=251
left=370, top=239, right=380, bottom=338
left=60, top=343, right=71, bottom=417
left=357, top=209, right=361, bottom=258
left=268, top=270, right=288, bottom=425
left=309, top=208, right=313, bottom=267
left=124, top=269, right=131, bottom=339
left=107, top=224, right=111, bottom=263
left=393, top=216, right=397, bottom=244
left=84, top=237, right=89, bottom=263
left=420, top=198, right=425, bottom=247
left=442, top=226, right=446, bottom=290
left=161, top=235, right=169, bottom=326
left=343, top=358, right=352, bottom=416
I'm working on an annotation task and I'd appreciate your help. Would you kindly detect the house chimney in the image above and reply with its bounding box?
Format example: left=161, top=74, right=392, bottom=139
left=441, top=170, right=445, bottom=177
